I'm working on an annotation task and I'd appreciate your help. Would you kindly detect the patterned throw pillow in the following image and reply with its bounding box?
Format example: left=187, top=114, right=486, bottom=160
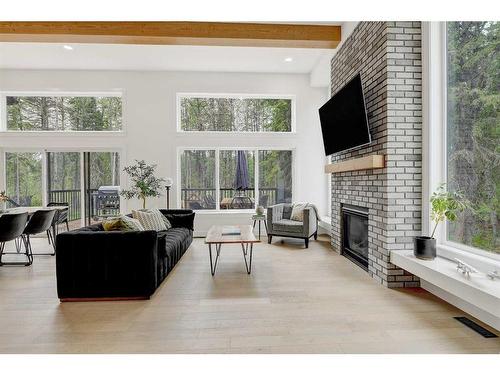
left=103, top=215, right=145, bottom=232
left=122, top=215, right=145, bottom=231
left=132, top=209, right=168, bottom=231
left=290, top=202, right=308, bottom=222
left=145, top=208, right=172, bottom=229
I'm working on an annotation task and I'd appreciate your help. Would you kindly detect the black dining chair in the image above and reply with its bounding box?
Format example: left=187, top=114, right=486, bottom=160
left=0, top=212, right=30, bottom=266
left=6, top=197, right=21, bottom=208
left=23, top=210, right=57, bottom=257
left=46, top=202, right=70, bottom=248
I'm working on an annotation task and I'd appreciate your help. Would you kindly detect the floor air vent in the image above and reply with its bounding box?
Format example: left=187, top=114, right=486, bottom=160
left=454, top=317, right=498, bottom=338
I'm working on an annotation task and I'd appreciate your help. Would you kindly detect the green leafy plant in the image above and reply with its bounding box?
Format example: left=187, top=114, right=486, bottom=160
left=120, top=160, right=165, bottom=209
left=430, top=183, right=469, bottom=238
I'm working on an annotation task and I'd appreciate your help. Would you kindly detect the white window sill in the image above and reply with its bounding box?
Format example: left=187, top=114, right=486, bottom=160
left=438, top=243, right=500, bottom=271
left=390, top=250, right=500, bottom=331
left=0, top=131, right=126, bottom=137
left=175, top=131, right=297, bottom=136
left=193, top=209, right=256, bottom=215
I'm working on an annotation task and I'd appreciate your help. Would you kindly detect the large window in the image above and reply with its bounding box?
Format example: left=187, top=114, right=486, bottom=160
left=180, top=150, right=216, bottom=210
left=446, top=22, right=499, bottom=254
left=5, top=95, right=122, bottom=131
left=219, top=150, right=255, bottom=210
left=5, top=152, right=43, bottom=207
left=179, top=149, right=293, bottom=211
left=259, top=150, right=293, bottom=208
left=179, top=95, right=293, bottom=132
left=4, top=150, right=120, bottom=228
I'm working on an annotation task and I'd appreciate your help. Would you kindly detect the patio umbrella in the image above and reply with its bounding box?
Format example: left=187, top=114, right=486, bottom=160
left=234, top=150, right=249, bottom=192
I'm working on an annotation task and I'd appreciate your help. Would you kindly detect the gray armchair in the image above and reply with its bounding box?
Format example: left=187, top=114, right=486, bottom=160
left=267, top=203, right=318, bottom=248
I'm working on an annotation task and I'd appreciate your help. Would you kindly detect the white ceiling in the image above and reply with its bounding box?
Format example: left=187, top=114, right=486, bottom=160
left=0, top=23, right=355, bottom=87
left=0, top=42, right=330, bottom=73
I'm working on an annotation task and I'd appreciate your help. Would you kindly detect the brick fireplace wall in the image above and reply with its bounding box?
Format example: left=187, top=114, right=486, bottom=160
left=330, top=22, right=422, bottom=287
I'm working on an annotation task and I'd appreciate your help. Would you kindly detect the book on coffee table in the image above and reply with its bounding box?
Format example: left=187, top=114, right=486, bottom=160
left=221, top=226, right=241, bottom=236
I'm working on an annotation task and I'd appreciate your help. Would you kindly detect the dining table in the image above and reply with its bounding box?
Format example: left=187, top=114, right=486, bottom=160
left=1, top=206, right=68, bottom=216
left=1, top=206, right=69, bottom=253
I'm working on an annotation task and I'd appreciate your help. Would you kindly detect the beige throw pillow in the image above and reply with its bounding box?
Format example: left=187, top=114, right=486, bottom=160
left=290, top=202, right=308, bottom=222
left=132, top=209, right=168, bottom=231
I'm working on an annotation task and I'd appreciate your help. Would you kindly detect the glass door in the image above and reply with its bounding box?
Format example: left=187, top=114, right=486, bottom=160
left=5, top=152, right=43, bottom=208
left=46, top=152, right=81, bottom=229
left=84, top=152, right=121, bottom=225
left=4, top=150, right=120, bottom=229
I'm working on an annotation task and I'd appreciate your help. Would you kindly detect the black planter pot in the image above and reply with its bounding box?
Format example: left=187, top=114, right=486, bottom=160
left=414, top=236, right=436, bottom=260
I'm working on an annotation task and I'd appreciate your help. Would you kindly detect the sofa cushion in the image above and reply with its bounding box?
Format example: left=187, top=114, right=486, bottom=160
left=162, top=212, right=195, bottom=231
left=282, top=205, right=293, bottom=220
left=157, top=228, right=191, bottom=255
left=273, top=219, right=303, bottom=234
left=77, top=223, right=104, bottom=232
left=156, top=227, right=192, bottom=276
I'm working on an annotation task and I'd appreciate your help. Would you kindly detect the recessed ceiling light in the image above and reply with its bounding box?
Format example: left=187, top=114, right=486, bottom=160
left=63, top=45, right=73, bottom=51
left=284, top=57, right=293, bottom=62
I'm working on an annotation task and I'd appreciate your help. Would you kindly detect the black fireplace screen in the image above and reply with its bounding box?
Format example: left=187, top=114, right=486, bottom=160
left=342, top=206, right=368, bottom=270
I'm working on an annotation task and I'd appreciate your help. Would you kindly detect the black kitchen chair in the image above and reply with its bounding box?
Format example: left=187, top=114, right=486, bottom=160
left=23, top=210, right=57, bottom=257
left=0, top=212, right=30, bottom=266
left=6, top=197, right=21, bottom=208
left=46, top=202, right=70, bottom=249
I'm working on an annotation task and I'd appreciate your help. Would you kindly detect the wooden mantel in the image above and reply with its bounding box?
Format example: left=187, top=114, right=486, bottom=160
left=0, top=22, right=341, bottom=49
left=324, top=155, right=385, bottom=174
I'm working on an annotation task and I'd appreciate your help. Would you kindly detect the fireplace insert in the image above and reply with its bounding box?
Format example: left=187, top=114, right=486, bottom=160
left=342, top=205, right=368, bottom=271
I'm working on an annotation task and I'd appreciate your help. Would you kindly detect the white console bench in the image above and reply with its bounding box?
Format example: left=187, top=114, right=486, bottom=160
left=391, top=250, right=500, bottom=331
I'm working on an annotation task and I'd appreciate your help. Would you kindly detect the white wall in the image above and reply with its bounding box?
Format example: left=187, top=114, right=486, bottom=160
left=0, top=69, right=327, bottom=234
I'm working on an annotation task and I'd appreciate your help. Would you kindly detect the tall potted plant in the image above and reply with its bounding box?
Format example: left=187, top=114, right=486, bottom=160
left=415, top=183, right=468, bottom=260
left=120, top=160, right=165, bottom=209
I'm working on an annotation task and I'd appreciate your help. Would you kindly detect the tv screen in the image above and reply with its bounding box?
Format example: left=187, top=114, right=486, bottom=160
left=319, top=74, right=371, bottom=156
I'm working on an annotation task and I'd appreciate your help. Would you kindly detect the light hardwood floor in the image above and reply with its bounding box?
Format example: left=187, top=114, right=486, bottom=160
left=0, top=235, right=498, bottom=354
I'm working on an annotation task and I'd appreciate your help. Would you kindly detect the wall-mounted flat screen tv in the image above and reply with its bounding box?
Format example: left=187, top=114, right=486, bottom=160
left=319, top=73, right=371, bottom=156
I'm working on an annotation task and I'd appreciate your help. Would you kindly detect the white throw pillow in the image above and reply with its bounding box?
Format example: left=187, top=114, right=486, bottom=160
left=132, top=209, right=168, bottom=231
left=290, top=202, right=308, bottom=222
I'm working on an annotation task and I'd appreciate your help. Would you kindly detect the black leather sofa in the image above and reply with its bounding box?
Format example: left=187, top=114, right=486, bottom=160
left=55, top=209, right=194, bottom=301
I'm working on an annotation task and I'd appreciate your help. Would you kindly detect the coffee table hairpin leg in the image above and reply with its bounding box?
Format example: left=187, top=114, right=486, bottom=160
left=241, top=242, right=253, bottom=274
left=208, top=243, right=222, bottom=276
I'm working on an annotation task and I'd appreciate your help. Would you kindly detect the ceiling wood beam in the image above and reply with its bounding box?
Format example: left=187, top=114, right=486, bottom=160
left=0, top=22, right=341, bottom=49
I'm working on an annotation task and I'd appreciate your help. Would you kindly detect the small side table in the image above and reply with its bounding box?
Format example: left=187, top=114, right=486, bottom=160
left=252, top=214, right=267, bottom=240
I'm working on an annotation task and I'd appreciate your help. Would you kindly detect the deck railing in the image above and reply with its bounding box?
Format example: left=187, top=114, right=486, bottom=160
left=48, top=189, right=81, bottom=221
left=180, top=187, right=284, bottom=210
left=48, top=188, right=120, bottom=222
left=45, top=186, right=285, bottom=219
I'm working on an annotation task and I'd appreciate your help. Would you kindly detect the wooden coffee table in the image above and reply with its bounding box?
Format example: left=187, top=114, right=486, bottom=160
left=205, top=225, right=259, bottom=276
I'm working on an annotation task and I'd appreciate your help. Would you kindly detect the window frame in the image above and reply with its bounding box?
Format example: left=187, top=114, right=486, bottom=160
left=0, top=91, right=125, bottom=134
left=176, top=93, right=297, bottom=134
left=422, top=22, right=500, bottom=262
left=177, top=146, right=295, bottom=213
